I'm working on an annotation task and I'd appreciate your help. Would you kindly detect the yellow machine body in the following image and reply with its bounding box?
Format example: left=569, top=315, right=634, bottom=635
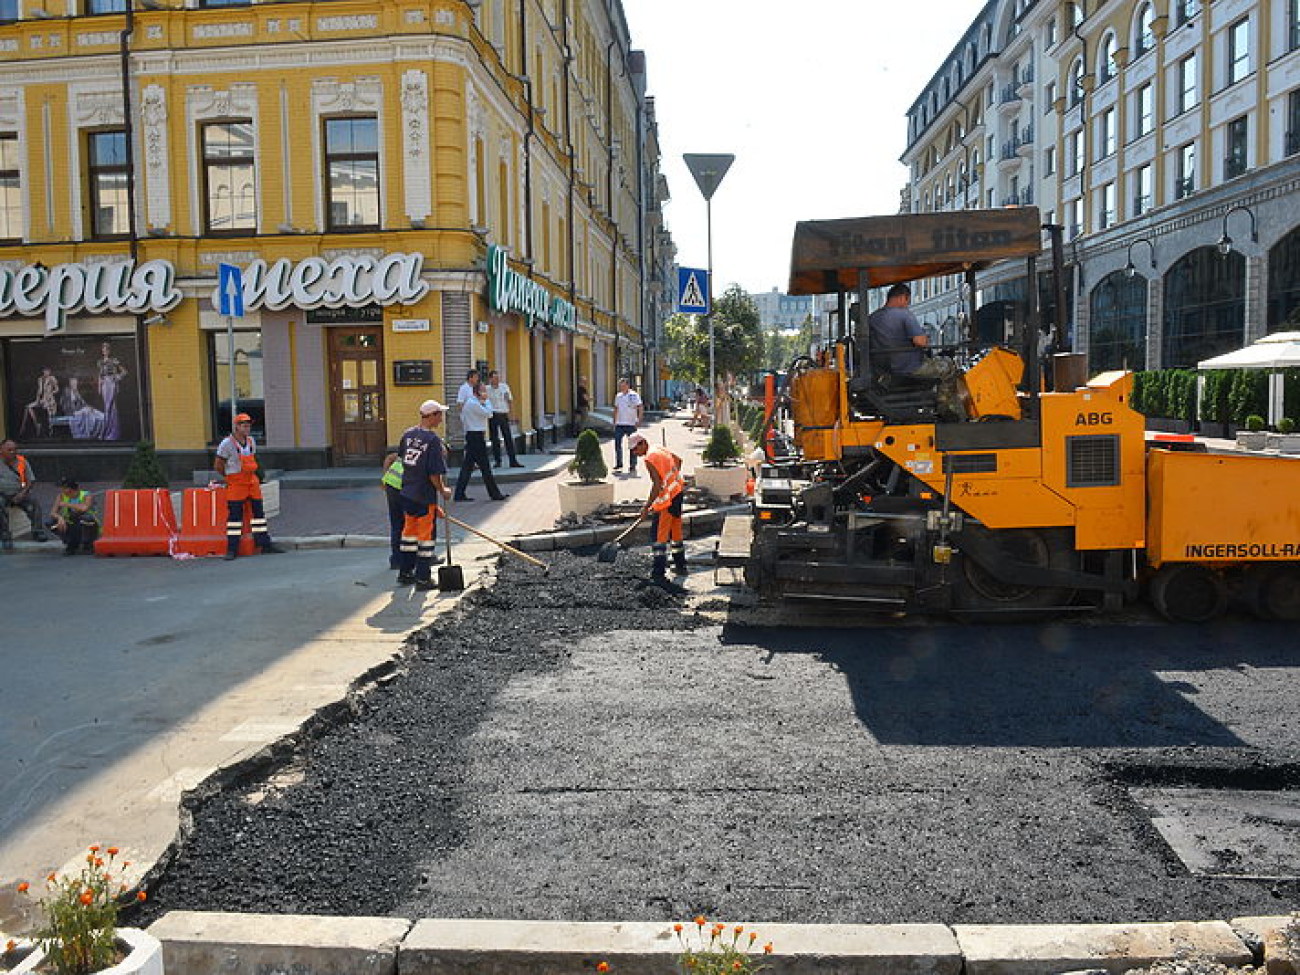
left=961, top=348, right=1024, bottom=420
left=1146, top=448, right=1300, bottom=569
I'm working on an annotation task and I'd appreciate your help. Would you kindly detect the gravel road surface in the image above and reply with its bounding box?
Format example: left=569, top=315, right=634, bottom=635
left=137, top=550, right=1299, bottom=926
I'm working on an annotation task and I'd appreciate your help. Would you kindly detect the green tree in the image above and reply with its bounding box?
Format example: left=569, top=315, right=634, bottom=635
left=663, top=286, right=764, bottom=387
left=122, top=440, right=169, bottom=489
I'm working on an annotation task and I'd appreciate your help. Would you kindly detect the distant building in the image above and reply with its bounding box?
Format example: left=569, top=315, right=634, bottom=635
left=750, top=288, right=816, bottom=331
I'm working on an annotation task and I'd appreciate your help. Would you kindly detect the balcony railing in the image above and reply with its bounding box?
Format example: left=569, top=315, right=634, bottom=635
left=998, top=84, right=1022, bottom=106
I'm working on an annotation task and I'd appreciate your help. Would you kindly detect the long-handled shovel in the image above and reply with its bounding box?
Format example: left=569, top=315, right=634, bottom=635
left=433, top=505, right=549, bottom=574
left=437, top=501, right=464, bottom=592
left=598, top=508, right=648, bottom=563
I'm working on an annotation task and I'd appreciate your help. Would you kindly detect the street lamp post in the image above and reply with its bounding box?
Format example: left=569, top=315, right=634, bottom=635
left=1217, top=203, right=1259, bottom=256
left=683, top=153, right=734, bottom=407
left=1124, top=238, right=1156, bottom=278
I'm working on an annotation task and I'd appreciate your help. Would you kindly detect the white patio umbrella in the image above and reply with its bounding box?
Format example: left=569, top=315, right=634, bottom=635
left=1197, top=331, right=1300, bottom=425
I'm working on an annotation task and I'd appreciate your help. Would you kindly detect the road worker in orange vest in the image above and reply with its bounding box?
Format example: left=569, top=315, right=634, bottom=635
left=627, top=432, right=687, bottom=593
left=214, top=413, right=285, bottom=561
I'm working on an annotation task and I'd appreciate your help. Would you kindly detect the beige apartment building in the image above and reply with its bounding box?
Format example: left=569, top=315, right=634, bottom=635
left=901, top=0, right=1300, bottom=375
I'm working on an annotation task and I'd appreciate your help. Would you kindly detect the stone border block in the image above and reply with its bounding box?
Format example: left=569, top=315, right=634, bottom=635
left=954, top=921, right=1252, bottom=975
left=342, top=534, right=387, bottom=548
left=512, top=533, right=556, bottom=552
left=290, top=534, right=347, bottom=550
left=550, top=528, right=597, bottom=548
left=149, top=911, right=412, bottom=975
left=1232, top=916, right=1300, bottom=975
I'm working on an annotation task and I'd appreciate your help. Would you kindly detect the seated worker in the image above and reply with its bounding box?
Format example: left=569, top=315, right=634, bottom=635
left=1, top=438, right=50, bottom=550
left=865, top=283, right=961, bottom=417
left=46, top=477, right=98, bottom=555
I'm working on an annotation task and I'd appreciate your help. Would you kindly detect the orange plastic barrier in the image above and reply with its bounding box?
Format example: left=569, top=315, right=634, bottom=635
left=94, top=489, right=178, bottom=557
left=174, top=486, right=256, bottom=558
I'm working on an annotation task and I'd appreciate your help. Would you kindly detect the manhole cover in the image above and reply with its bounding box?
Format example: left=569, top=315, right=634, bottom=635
left=1132, top=787, right=1300, bottom=879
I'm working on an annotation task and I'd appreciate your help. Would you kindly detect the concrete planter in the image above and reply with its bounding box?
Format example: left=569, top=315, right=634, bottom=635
left=261, top=479, right=281, bottom=518
left=557, top=480, right=614, bottom=518
left=1278, top=434, right=1300, bottom=454
left=692, top=464, right=749, bottom=501
left=1237, top=431, right=1268, bottom=450
left=12, top=928, right=163, bottom=975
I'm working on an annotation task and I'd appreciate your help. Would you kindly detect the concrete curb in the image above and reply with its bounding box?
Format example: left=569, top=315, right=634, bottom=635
left=143, top=913, right=1297, bottom=975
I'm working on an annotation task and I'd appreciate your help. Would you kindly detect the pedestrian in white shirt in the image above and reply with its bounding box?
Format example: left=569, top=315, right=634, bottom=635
left=486, top=370, right=524, bottom=468
left=455, top=368, right=479, bottom=406
left=453, top=381, right=508, bottom=502
left=611, top=376, right=644, bottom=474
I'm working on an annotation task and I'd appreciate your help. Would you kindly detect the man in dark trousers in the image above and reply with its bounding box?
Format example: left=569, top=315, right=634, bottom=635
left=486, top=370, right=524, bottom=468
left=397, top=400, right=452, bottom=589
left=628, top=433, right=687, bottom=593
left=214, top=413, right=285, bottom=560
left=453, top=381, right=508, bottom=502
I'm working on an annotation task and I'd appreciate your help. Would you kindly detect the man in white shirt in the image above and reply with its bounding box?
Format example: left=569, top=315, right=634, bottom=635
left=455, top=368, right=479, bottom=406
left=453, top=381, right=509, bottom=502
left=611, top=376, right=644, bottom=474
left=486, top=370, right=524, bottom=468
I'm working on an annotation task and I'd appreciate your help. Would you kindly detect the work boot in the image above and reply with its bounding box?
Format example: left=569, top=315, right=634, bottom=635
left=672, top=559, right=689, bottom=577
left=650, top=574, right=687, bottom=595
left=396, top=571, right=415, bottom=585
left=415, top=578, right=437, bottom=591
left=223, top=550, right=237, bottom=561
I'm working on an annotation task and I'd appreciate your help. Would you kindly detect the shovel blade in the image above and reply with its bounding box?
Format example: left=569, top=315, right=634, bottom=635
left=438, top=565, right=465, bottom=591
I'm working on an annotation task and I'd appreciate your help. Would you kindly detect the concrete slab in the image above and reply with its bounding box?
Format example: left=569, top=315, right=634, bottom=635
left=149, top=911, right=411, bottom=975
left=954, top=921, right=1252, bottom=975
left=401, top=919, right=960, bottom=975
left=1132, top=788, right=1300, bottom=878
left=1232, top=917, right=1300, bottom=975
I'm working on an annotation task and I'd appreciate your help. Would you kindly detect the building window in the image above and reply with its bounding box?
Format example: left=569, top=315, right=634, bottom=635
left=1098, top=108, right=1116, bottom=158
left=1099, top=183, right=1116, bottom=229
left=1134, top=164, right=1153, bottom=215
left=1090, top=270, right=1148, bottom=372
left=1069, top=59, right=1084, bottom=107
left=1178, top=54, right=1198, bottom=114
left=1067, top=129, right=1084, bottom=176
left=1175, top=0, right=1199, bottom=27
left=0, top=0, right=15, bottom=21
left=1228, top=18, right=1251, bottom=86
left=324, top=116, right=380, bottom=231
left=1163, top=247, right=1244, bottom=368
left=1068, top=2, right=1083, bottom=28
left=1135, top=3, right=1155, bottom=55
left=1135, top=83, right=1154, bottom=138
left=1044, top=80, right=1056, bottom=112
left=0, top=133, right=19, bottom=241
left=202, top=121, right=256, bottom=234
left=1046, top=16, right=1058, bottom=46
left=1069, top=198, right=1084, bottom=240
left=85, top=0, right=127, bottom=12
left=1288, top=90, right=1300, bottom=156
left=1099, top=34, right=1117, bottom=83
left=209, top=330, right=265, bottom=441
left=87, top=129, right=129, bottom=238
left=199, top=0, right=253, bottom=7
left=1292, top=0, right=1300, bottom=52
left=1225, top=116, right=1248, bottom=179
left=1175, top=142, right=1196, bottom=199
left=1044, top=145, right=1056, bottom=176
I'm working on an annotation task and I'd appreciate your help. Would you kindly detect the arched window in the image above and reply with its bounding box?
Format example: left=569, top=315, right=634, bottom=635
left=1134, top=3, right=1155, bottom=56
left=1090, top=270, right=1148, bottom=372
left=1268, top=225, right=1300, bottom=329
left=1068, top=58, right=1085, bottom=107
left=1099, top=33, right=1117, bottom=83
left=1162, top=247, right=1246, bottom=367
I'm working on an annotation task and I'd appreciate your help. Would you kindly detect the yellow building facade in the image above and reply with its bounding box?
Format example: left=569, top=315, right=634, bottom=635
left=0, top=0, right=670, bottom=474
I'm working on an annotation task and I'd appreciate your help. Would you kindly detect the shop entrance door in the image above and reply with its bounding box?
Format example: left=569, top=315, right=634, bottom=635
left=328, top=327, right=386, bottom=465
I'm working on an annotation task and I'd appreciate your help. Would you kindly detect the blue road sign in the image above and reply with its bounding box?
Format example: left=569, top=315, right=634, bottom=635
left=217, top=263, right=245, bottom=318
left=677, top=267, right=709, bottom=314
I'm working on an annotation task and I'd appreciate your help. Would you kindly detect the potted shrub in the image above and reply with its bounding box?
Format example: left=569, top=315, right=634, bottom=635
left=11, top=845, right=162, bottom=975
left=1277, top=416, right=1300, bottom=454
left=558, top=429, right=614, bottom=518
left=1238, top=414, right=1268, bottom=450
left=693, top=423, right=749, bottom=501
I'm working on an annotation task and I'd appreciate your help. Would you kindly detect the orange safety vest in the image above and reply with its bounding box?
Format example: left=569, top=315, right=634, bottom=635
left=644, top=446, right=684, bottom=512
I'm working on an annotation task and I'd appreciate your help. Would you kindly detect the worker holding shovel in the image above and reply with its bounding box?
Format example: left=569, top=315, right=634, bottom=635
left=627, top=433, right=687, bottom=593
left=396, top=400, right=453, bottom=590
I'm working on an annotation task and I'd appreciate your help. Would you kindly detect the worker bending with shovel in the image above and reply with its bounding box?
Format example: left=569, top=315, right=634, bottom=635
left=627, top=433, right=688, bottom=593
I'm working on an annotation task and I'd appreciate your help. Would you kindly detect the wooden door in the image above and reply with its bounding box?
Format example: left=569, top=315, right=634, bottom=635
left=328, top=327, right=386, bottom=464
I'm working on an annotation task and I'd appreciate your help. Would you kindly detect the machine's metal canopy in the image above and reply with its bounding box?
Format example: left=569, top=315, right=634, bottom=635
left=788, top=207, right=1044, bottom=295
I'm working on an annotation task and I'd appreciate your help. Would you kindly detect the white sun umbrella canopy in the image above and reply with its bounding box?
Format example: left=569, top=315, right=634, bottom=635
left=1197, top=331, right=1300, bottom=425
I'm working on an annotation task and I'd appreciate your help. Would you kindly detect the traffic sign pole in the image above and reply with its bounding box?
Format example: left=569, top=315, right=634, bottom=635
left=227, top=314, right=238, bottom=425
left=683, top=154, right=734, bottom=418
left=217, top=263, right=246, bottom=428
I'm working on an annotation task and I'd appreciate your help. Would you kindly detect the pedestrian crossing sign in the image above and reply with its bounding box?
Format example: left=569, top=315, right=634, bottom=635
left=677, top=267, right=710, bottom=315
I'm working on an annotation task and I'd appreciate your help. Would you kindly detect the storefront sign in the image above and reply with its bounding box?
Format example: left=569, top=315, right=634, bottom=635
left=0, top=260, right=182, bottom=335
left=209, top=253, right=430, bottom=314
left=486, top=244, right=576, bottom=330
left=391, top=318, right=430, bottom=332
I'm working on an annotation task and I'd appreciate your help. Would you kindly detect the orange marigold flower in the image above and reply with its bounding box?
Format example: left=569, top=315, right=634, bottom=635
left=88, top=845, right=100, bottom=853
left=136, top=891, right=148, bottom=902
left=46, top=873, right=56, bottom=882
left=79, top=892, right=93, bottom=906
left=763, top=944, right=773, bottom=954
left=713, top=923, right=725, bottom=932
left=596, top=963, right=609, bottom=973
left=94, top=858, right=104, bottom=868
left=694, top=916, right=706, bottom=927
left=732, top=963, right=742, bottom=971
left=674, top=923, right=683, bottom=933
left=6, top=939, right=16, bottom=952
left=106, top=847, right=119, bottom=856
left=16, top=882, right=28, bottom=893
left=734, top=925, right=744, bottom=935
left=748, top=932, right=757, bottom=942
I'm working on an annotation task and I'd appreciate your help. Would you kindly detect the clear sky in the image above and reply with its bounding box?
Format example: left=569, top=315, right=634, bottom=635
left=621, top=0, right=986, bottom=298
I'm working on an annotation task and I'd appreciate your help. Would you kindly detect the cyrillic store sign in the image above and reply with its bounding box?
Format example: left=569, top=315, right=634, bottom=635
left=486, top=244, right=576, bottom=330
left=208, top=253, right=429, bottom=313
left=0, top=259, right=182, bottom=334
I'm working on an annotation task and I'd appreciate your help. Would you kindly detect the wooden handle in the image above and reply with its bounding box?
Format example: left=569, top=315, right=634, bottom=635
left=612, top=508, right=649, bottom=545
left=436, top=507, right=548, bottom=569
